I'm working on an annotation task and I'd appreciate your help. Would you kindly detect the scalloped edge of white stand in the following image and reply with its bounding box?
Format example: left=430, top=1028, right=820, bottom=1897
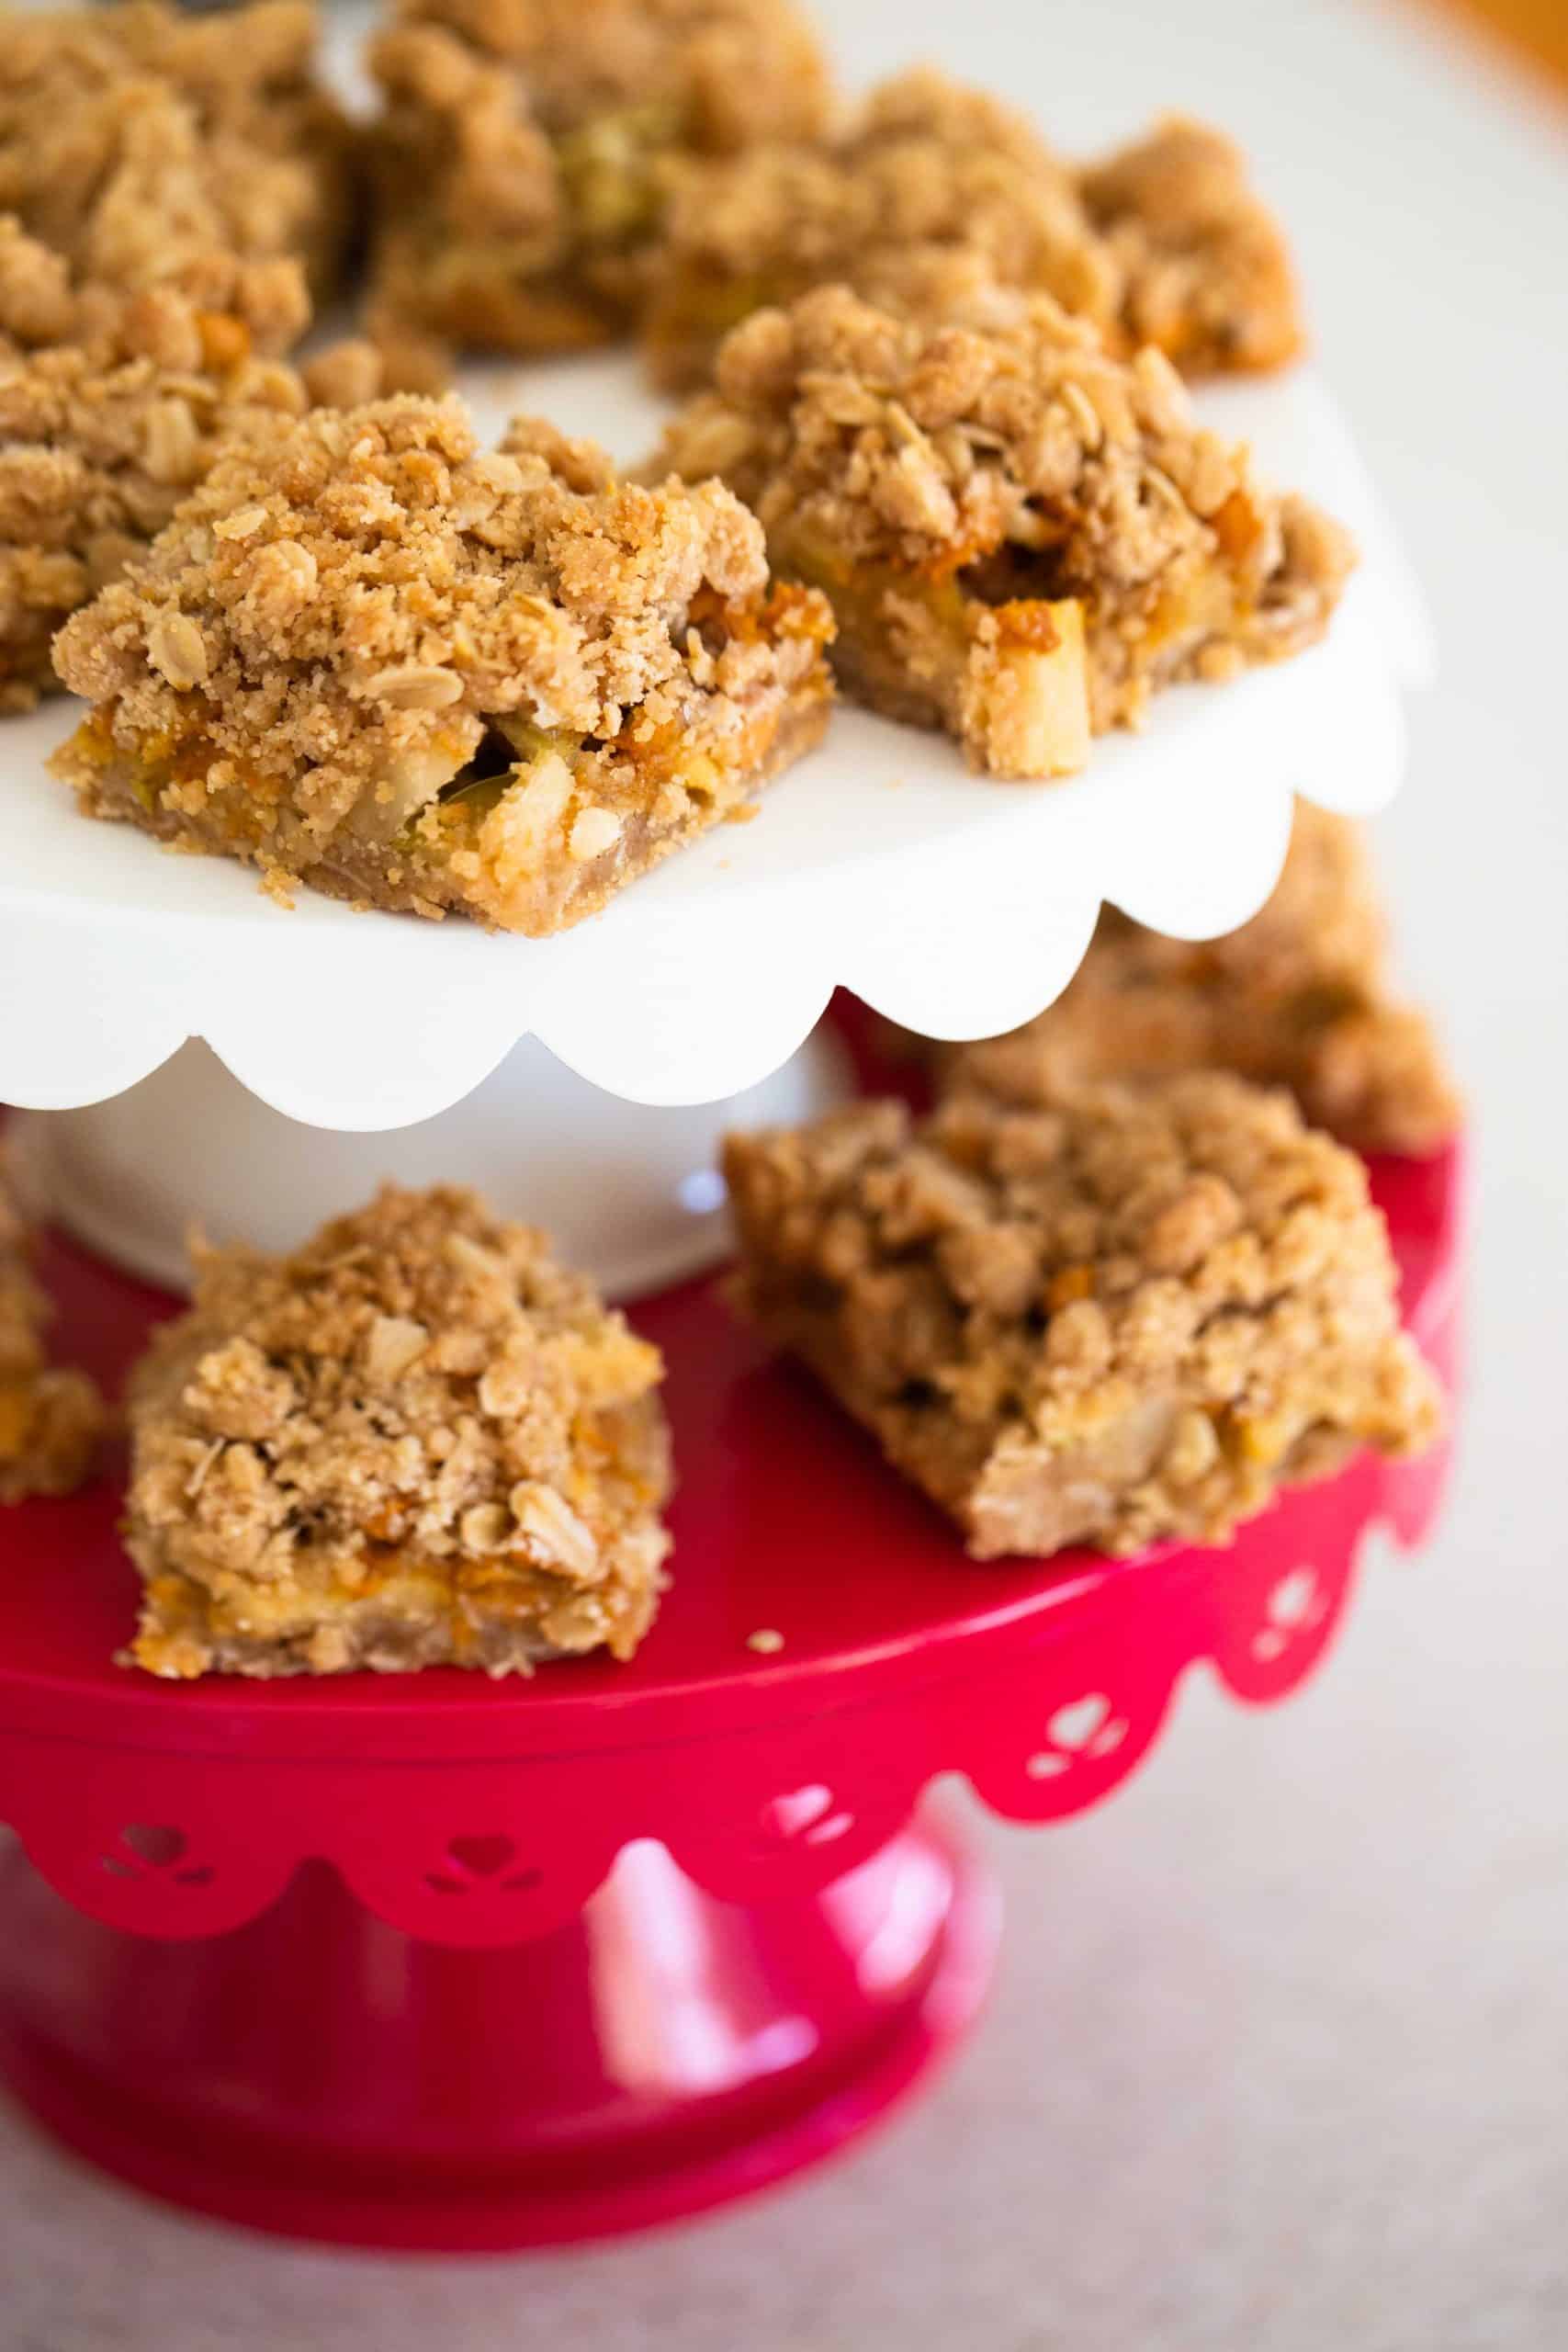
left=0, top=366, right=1427, bottom=1126
left=6, top=1027, right=854, bottom=1299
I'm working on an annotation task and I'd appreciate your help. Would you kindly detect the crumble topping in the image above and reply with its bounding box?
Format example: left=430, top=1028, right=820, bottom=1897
left=0, top=1157, right=105, bottom=1505
left=51, top=393, right=834, bottom=930
left=653, top=283, right=1352, bottom=775
left=942, top=802, right=1461, bottom=1159
left=725, top=1075, right=1441, bottom=1558
left=124, top=1183, right=672, bottom=1678
left=1079, top=116, right=1303, bottom=377
left=0, top=214, right=311, bottom=367
left=367, top=0, right=831, bottom=351
left=377, top=0, right=830, bottom=146
left=642, top=68, right=1300, bottom=389
left=0, top=231, right=309, bottom=710
left=644, top=68, right=1111, bottom=388
left=0, top=2, right=354, bottom=305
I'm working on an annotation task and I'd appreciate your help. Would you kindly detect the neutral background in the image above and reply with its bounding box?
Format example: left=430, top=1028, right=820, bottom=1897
left=5, top=2, right=1567, bottom=2346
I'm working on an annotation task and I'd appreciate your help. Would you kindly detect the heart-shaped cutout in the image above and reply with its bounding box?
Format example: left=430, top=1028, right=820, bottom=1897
left=1269, top=1566, right=1318, bottom=1627
left=763, top=1784, right=834, bottom=1841
left=1049, top=1694, right=1110, bottom=1751
left=446, top=1834, right=517, bottom=1879
left=122, top=1824, right=186, bottom=1867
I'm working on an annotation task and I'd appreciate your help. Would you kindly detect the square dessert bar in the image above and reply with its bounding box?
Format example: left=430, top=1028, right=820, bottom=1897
left=0, top=1161, right=104, bottom=1505
left=644, top=70, right=1300, bottom=390
left=367, top=0, right=831, bottom=354
left=51, top=396, right=834, bottom=930
left=653, top=286, right=1352, bottom=778
left=724, top=1077, right=1441, bottom=1560
left=124, top=1186, right=672, bottom=1679
left=0, top=1, right=354, bottom=305
left=941, top=801, right=1461, bottom=1159
left=0, top=223, right=310, bottom=711
left=0, top=225, right=312, bottom=710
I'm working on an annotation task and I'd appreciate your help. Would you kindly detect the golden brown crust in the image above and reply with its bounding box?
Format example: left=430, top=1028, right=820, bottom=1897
left=642, top=70, right=1300, bottom=390
left=0, top=226, right=310, bottom=711
left=124, top=1184, right=672, bottom=1679
left=725, top=1077, right=1441, bottom=1560
left=51, top=394, right=834, bottom=931
left=941, top=803, right=1462, bottom=1159
left=0, top=1157, right=105, bottom=1505
left=0, top=2, right=355, bottom=307
left=653, top=283, right=1352, bottom=776
left=367, top=0, right=832, bottom=353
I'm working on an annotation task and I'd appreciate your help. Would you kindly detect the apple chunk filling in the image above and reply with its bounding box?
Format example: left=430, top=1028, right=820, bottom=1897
left=400, top=719, right=631, bottom=927
left=652, top=286, right=1353, bottom=778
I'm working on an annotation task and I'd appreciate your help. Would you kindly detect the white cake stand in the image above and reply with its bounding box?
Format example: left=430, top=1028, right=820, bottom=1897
left=0, top=356, right=1427, bottom=1292
left=0, top=332, right=1453, bottom=2252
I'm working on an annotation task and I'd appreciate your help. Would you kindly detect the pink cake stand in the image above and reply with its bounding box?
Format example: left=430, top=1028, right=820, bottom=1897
left=0, top=1146, right=1461, bottom=2252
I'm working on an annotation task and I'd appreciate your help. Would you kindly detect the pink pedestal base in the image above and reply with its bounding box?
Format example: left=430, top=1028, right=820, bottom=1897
left=0, top=1816, right=998, bottom=2251
left=0, top=1139, right=1462, bottom=2251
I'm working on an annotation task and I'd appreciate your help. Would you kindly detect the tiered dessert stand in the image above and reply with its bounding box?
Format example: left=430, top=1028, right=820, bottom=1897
left=0, top=356, right=1459, bottom=2249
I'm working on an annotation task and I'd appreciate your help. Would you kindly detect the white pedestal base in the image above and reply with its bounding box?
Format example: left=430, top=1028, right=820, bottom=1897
left=11, top=1029, right=851, bottom=1299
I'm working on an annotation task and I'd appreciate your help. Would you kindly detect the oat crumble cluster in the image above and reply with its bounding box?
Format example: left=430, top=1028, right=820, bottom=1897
left=725, top=1077, right=1441, bottom=1560
left=0, top=222, right=310, bottom=710
left=654, top=285, right=1352, bottom=776
left=942, top=801, right=1461, bottom=1159
left=643, top=68, right=1102, bottom=390
left=644, top=71, right=1301, bottom=390
left=367, top=0, right=831, bottom=356
left=0, top=1158, right=104, bottom=1506
left=124, top=1184, right=672, bottom=1679
left=1078, top=116, right=1303, bottom=379
left=0, top=213, right=311, bottom=368
left=0, top=2, right=354, bottom=307
left=51, top=394, right=834, bottom=932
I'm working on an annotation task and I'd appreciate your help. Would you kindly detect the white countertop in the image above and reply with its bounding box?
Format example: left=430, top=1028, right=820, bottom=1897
left=5, top=2, right=1567, bottom=2345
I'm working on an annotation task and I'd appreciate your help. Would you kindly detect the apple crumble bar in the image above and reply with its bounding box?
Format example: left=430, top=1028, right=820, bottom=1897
left=0, top=1158, right=104, bottom=1505
left=643, top=68, right=1104, bottom=390
left=724, top=1077, right=1440, bottom=1559
left=1078, top=117, right=1303, bottom=379
left=123, top=1185, right=672, bottom=1679
left=0, top=229, right=309, bottom=711
left=51, top=395, right=834, bottom=930
left=941, top=801, right=1461, bottom=1159
left=0, top=2, right=354, bottom=306
left=642, top=70, right=1300, bottom=390
left=367, top=0, right=831, bottom=355
left=653, top=285, right=1352, bottom=777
